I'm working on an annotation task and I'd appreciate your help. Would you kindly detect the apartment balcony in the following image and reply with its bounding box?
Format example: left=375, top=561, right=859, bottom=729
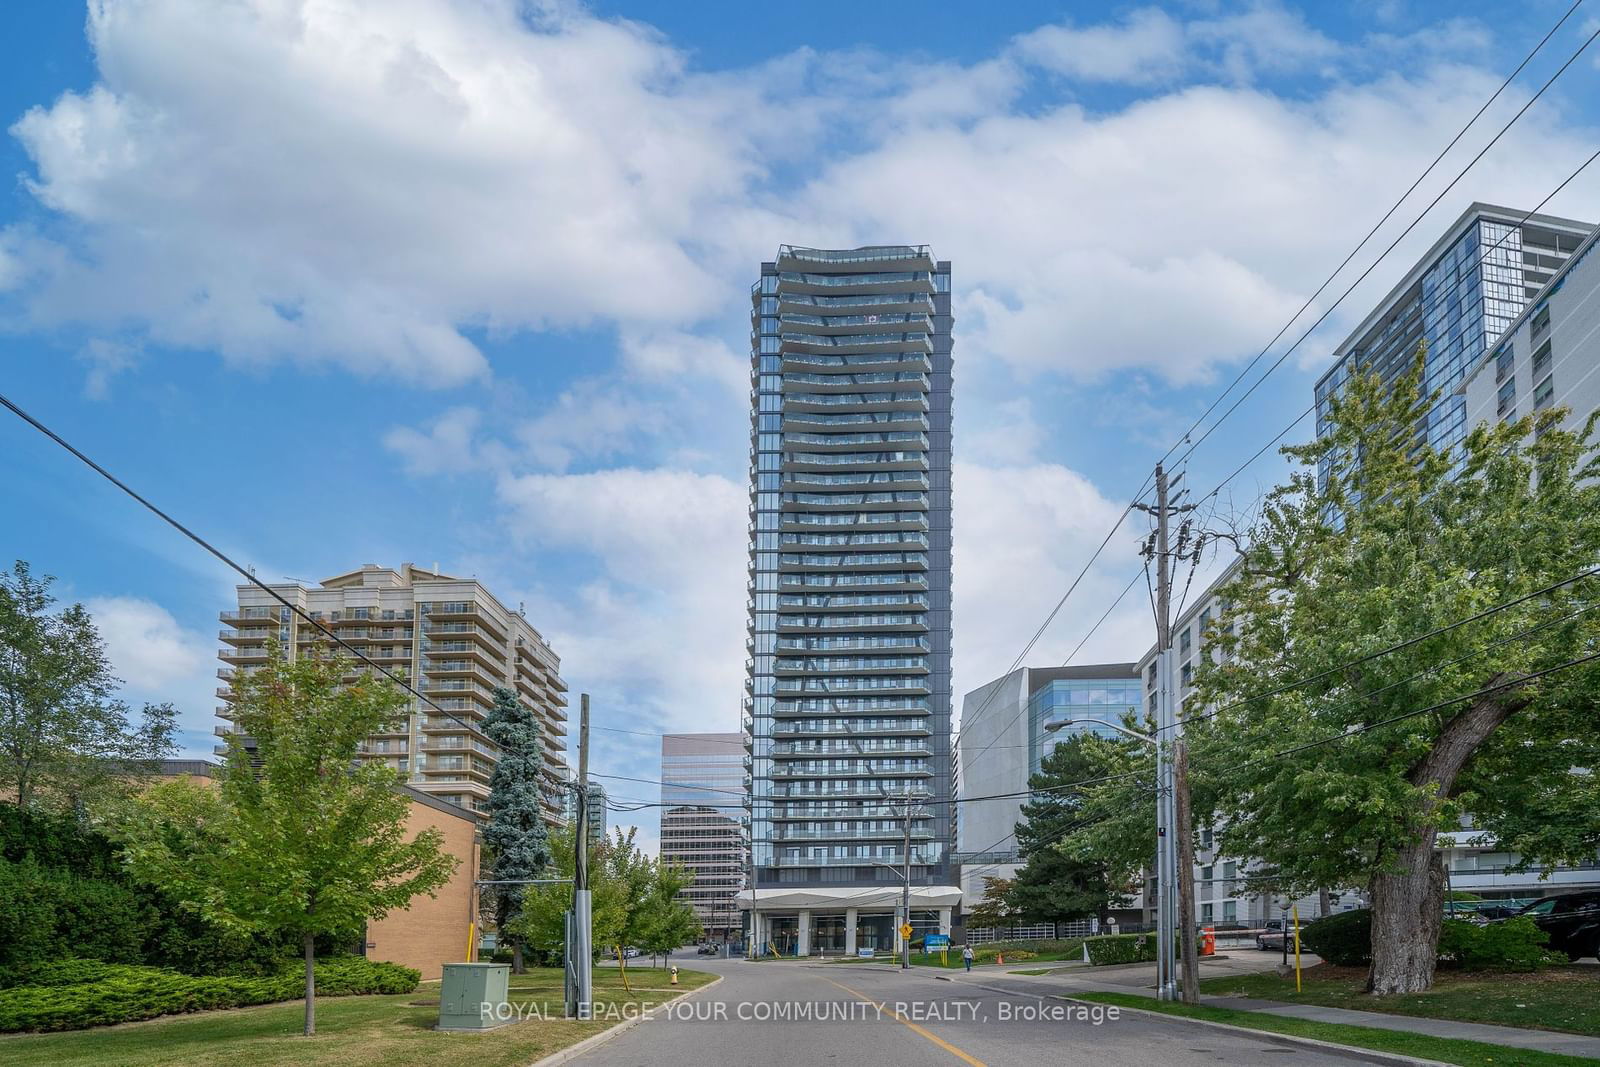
left=775, top=612, right=927, bottom=633
left=218, top=627, right=276, bottom=646
left=782, top=471, right=928, bottom=492
left=775, top=635, right=929, bottom=653
left=220, top=610, right=281, bottom=626
left=772, top=719, right=932, bottom=738
left=422, top=602, right=508, bottom=641
left=780, top=430, right=929, bottom=452
left=772, top=739, right=932, bottom=757
left=420, top=632, right=507, bottom=668
left=219, top=645, right=270, bottom=663
left=781, top=451, right=927, bottom=475
left=778, top=551, right=928, bottom=573
left=776, top=245, right=935, bottom=272
left=773, top=676, right=931, bottom=696
left=782, top=370, right=929, bottom=394
left=782, top=410, right=928, bottom=432
left=782, top=390, right=928, bottom=414
left=779, top=572, right=929, bottom=592
left=775, top=269, right=935, bottom=297
left=774, top=652, right=931, bottom=675
left=780, top=338, right=931, bottom=361
left=775, top=826, right=935, bottom=842
left=775, top=591, right=930, bottom=613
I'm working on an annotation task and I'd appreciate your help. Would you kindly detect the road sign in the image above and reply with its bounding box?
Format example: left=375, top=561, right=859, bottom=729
left=899, top=923, right=913, bottom=939
left=924, top=934, right=949, bottom=949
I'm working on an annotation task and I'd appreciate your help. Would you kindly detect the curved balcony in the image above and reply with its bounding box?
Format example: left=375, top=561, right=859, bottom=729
left=776, top=591, right=930, bottom=612
left=781, top=531, right=928, bottom=549
left=782, top=470, right=928, bottom=490
left=779, top=552, right=928, bottom=573
left=772, top=718, right=932, bottom=738
left=774, top=675, right=932, bottom=695
left=781, top=431, right=928, bottom=451
left=775, top=291, right=934, bottom=315
left=775, top=613, right=927, bottom=633
left=776, top=245, right=934, bottom=271
left=774, top=654, right=930, bottom=675
left=783, top=451, right=927, bottom=474
left=779, top=335, right=931, bottom=358
left=780, top=311, right=933, bottom=334
left=775, top=270, right=934, bottom=296
left=782, top=370, right=929, bottom=394
left=776, top=635, right=930, bottom=653
left=782, top=410, right=928, bottom=432
left=784, top=390, right=928, bottom=413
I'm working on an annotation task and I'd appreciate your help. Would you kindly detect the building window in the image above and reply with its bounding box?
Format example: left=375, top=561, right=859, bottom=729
left=1534, top=375, right=1554, bottom=410
left=1530, top=303, right=1550, bottom=337
left=1201, top=903, right=1214, bottom=923
left=1532, top=338, right=1553, bottom=380
left=1497, top=377, right=1515, bottom=419
left=1179, top=628, right=1191, bottom=656
left=1223, top=900, right=1238, bottom=923
left=1494, top=343, right=1514, bottom=383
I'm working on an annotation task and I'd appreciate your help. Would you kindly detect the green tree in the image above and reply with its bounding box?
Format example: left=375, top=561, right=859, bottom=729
left=481, top=686, right=551, bottom=974
left=635, top=860, right=701, bottom=964
left=1012, top=732, right=1145, bottom=924
left=115, top=647, right=458, bottom=1033
left=0, top=561, right=175, bottom=810
left=964, top=876, right=1020, bottom=930
left=1190, top=353, right=1600, bottom=994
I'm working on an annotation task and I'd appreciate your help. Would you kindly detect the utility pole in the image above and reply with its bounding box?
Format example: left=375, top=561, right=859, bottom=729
left=568, top=693, right=593, bottom=1019
left=1138, top=462, right=1199, bottom=1003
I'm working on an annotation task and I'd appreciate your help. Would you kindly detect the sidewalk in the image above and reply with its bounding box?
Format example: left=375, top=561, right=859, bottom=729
left=948, top=961, right=1600, bottom=1060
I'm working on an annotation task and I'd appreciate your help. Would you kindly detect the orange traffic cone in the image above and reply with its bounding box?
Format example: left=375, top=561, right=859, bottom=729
left=996, top=953, right=1003, bottom=965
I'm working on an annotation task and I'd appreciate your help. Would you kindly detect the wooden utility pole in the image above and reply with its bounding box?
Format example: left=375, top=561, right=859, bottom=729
left=901, top=794, right=913, bottom=970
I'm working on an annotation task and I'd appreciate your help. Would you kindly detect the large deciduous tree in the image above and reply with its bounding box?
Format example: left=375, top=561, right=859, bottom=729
left=0, top=561, right=176, bottom=811
left=1191, top=353, right=1600, bottom=994
left=481, top=685, right=551, bottom=974
left=116, top=646, right=458, bottom=1034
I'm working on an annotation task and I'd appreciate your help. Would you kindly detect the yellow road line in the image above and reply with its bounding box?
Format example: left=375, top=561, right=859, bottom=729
left=817, top=975, right=987, bottom=1067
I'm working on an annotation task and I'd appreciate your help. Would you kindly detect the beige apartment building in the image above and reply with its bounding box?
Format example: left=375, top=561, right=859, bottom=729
left=216, top=563, right=569, bottom=821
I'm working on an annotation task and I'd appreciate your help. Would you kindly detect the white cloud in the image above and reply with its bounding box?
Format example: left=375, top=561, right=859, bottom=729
left=85, top=595, right=209, bottom=691
left=494, top=467, right=748, bottom=735
left=1013, top=9, right=1188, bottom=85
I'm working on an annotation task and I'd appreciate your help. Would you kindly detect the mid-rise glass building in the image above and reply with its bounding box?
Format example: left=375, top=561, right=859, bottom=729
left=741, top=245, right=957, bottom=957
left=660, top=733, right=746, bottom=942
left=1314, top=203, right=1592, bottom=468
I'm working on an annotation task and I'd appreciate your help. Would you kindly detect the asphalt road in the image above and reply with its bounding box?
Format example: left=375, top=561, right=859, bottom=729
left=570, top=956, right=1387, bottom=1067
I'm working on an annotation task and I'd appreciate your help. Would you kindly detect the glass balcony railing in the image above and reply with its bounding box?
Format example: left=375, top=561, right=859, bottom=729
left=777, top=592, right=930, bottom=609
left=776, top=636, right=930, bottom=652
left=783, top=471, right=928, bottom=488
left=778, top=245, right=930, bottom=264
left=782, top=411, right=929, bottom=429
left=784, top=390, right=928, bottom=407
left=779, top=334, right=931, bottom=350
left=774, top=676, right=932, bottom=693
left=785, top=451, right=926, bottom=467
left=784, top=371, right=928, bottom=389
left=780, top=573, right=928, bottom=589
left=780, top=552, right=927, bottom=568
left=778, top=292, right=934, bottom=310
left=780, top=312, right=932, bottom=330
left=781, top=531, right=928, bottom=548
left=775, top=613, right=927, bottom=630
left=778, top=271, right=930, bottom=287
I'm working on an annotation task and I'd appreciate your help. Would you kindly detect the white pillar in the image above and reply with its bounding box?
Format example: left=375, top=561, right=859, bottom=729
left=938, top=907, right=952, bottom=936
left=845, top=908, right=858, bottom=955
left=797, top=909, right=813, bottom=956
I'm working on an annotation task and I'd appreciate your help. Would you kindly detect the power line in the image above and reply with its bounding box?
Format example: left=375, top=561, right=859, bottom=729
left=948, top=4, right=1593, bottom=771
left=1169, top=19, right=1600, bottom=473
left=0, top=389, right=495, bottom=743
left=1165, top=567, right=1600, bottom=733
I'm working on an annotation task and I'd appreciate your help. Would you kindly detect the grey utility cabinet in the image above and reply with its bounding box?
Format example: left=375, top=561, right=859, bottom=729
left=437, top=961, right=511, bottom=1031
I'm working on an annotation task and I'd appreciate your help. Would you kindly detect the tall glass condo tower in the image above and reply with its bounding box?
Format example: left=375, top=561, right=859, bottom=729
left=741, top=245, right=958, bottom=957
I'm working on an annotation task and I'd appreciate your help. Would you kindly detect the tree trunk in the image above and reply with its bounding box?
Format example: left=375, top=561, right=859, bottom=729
left=303, top=932, right=316, bottom=1036
left=1368, top=835, right=1446, bottom=995
left=512, top=938, right=524, bottom=975
left=1367, top=685, right=1524, bottom=996
left=1319, top=889, right=1331, bottom=919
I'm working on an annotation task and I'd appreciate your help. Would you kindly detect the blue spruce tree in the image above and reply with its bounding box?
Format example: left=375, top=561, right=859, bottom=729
left=482, top=685, right=551, bottom=973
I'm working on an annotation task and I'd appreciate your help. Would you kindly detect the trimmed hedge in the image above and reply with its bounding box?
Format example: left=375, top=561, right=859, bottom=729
left=1084, top=933, right=1158, bottom=965
left=1299, top=909, right=1371, bottom=966
left=1437, top=916, right=1553, bottom=972
left=0, top=957, right=421, bottom=1033
left=1299, top=909, right=1557, bottom=972
left=972, top=947, right=1036, bottom=963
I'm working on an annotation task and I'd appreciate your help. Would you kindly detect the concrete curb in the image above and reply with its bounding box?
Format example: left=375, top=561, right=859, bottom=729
left=1057, top=996, right=1454, bottom=1067
left=527, top=974, right=724, bottom=1067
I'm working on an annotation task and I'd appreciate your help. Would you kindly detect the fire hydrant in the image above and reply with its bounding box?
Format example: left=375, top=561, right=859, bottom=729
left=670, top=965, right=679, bottom=986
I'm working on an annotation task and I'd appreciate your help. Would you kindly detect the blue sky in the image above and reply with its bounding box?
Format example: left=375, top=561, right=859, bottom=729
left=2, top=0, right=1598, bottom=842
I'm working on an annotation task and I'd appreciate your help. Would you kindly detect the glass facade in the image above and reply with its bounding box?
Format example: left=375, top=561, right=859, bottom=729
left=745, top=246, right=953, bottom=889
left=1315, top=208, right=1591, bottom=474
left=1028, top=676, right=1145, bottom=775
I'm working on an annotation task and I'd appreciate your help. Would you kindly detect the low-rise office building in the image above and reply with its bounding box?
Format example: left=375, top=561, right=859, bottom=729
left=660, top=733, right=746, bottom=941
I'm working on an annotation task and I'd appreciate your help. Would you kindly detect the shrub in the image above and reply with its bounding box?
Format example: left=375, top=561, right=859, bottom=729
left=1299, top=909, right=1372, bottom=966
left=0, top=957, right=421, bottom=1033
left=972, top=947, right=1036, bottom=963
left=1437, top=917, right=1553, bottom=972
left=1084, top=934, right=1156, bottom=966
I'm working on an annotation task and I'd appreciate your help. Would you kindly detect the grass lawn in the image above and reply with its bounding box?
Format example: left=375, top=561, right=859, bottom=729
left=0, top=966, right=715, bottom=1067
left=1072, top=991, right=1598, bottom=1067
left=1199, top=964, right=1600, bottom=1037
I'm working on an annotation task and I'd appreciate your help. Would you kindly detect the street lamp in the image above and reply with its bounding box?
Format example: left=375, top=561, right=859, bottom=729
left=1043, top=716, right=1179, bottom=1002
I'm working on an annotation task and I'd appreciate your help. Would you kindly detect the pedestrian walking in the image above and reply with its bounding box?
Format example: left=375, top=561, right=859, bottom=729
left=962, top=944, right=973, bottom=972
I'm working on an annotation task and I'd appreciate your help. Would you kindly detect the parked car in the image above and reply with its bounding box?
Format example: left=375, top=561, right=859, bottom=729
left=622, top=946, right=642, bottom=959
left=1517, top=892, right=1600, bottom=962
left=697, top=943, right=719, bottom=955
left=1256, top=929, right=1291, bottom=951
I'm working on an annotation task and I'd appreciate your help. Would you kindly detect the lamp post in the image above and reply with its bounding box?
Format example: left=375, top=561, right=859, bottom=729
left=1043, top=716, right=1178, bottom=1001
